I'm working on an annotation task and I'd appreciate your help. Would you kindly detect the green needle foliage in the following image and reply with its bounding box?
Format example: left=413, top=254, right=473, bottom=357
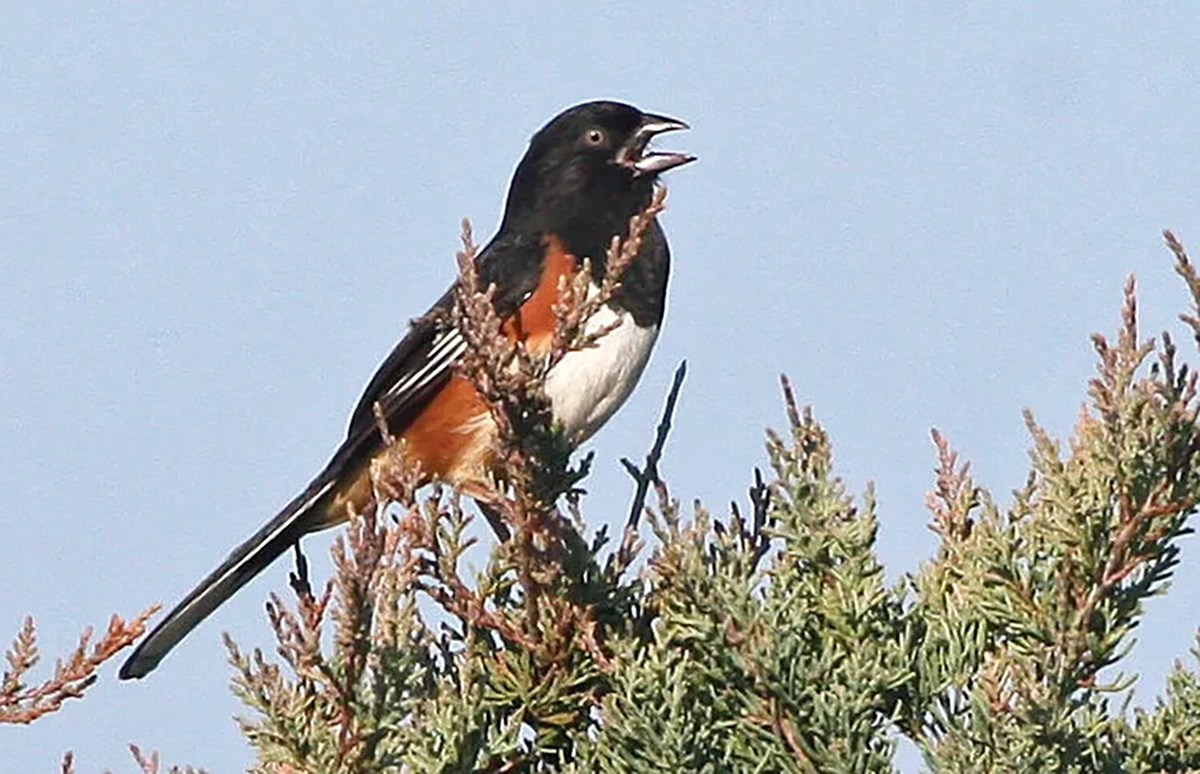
left=222, top=216, right=1200, bottom=773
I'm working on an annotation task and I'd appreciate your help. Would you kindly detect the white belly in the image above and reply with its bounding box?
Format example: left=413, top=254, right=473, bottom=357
left=544, top=305, right=659, bottom=444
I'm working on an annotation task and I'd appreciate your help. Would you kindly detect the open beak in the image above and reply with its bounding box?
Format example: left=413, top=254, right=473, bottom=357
left=619, top=113, right=696, bottom=177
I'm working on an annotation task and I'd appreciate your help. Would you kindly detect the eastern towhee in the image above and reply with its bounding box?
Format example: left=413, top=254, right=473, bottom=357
left=119, top=100, right=694, bottom=679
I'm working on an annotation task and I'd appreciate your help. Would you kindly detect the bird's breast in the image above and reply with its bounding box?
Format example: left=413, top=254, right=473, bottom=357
left=544, top=304, right=659, bottom=444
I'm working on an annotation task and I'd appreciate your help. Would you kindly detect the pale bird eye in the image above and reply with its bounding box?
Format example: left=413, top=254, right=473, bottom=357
left=585, top=129, right=605, bottom=146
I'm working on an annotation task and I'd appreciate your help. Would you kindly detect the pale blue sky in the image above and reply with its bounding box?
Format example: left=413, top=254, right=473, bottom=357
left=3, top=4, right=1199, bottom=771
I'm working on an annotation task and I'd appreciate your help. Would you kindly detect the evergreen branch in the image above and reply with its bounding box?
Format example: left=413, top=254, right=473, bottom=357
left=1, top=607, right=157, bottom=725
left=1167, top=229, right=1200, bottom=348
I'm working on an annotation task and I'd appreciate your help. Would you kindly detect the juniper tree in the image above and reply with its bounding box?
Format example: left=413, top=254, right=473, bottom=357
left=219, top=208, right=1200, bottom=772
left=9, top=202, right=1200, bottom=773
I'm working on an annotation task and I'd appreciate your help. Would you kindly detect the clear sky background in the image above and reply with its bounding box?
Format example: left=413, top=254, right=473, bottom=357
left=3, top=3, right=1199, bottom=771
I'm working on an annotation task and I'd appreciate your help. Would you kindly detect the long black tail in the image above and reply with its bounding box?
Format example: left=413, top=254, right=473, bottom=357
left=118, top=476, right=338, bottom=680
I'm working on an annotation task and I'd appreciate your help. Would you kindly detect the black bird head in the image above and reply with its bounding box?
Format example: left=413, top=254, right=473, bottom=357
left=501, top=101, right=694, bottom=258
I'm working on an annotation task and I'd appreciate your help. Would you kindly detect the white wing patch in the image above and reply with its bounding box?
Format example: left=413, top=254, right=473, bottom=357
left=381, top=328, right=467, bottom=406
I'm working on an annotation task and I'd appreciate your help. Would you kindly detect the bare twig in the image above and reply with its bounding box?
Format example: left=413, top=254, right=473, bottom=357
left=716, top=468, right=773, bottom=574
left=610, top=360, right=688, bottom=577
left=737, top=468, right=774, bottom=571
left=288, top=542, right=313, bottom=602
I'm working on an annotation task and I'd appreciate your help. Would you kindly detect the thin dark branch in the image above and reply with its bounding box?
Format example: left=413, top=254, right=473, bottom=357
left=720, top=468, right=773, bottom=573
left=609, top=360, right=687, bottom=575
left=747, top=467, right=773, bottom=570
left=475, top=499, right=512, bottom=543
left=622, top=360, right=688, bottom=526
left=288, top=541, right=313, bottom=602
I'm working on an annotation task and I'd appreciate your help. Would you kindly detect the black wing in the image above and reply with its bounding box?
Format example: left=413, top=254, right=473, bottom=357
left=119, top=228, right=557, bottom=680
left=343, top=230, right=549, bottom=443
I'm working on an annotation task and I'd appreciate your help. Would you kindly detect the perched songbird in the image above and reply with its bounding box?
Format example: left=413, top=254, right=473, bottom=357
left=119, top=100, right=694, bottom=679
